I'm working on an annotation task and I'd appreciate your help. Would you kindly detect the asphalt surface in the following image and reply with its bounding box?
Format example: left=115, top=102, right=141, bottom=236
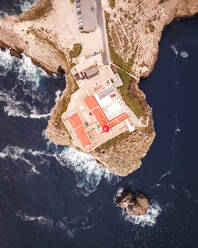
left=96, top=0, right=110, bottom=65
left=79, top=0, right=97, bottom=32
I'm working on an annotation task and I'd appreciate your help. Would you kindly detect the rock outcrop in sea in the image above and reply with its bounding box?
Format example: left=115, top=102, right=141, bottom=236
left=115, top=188, right=149, bottom=216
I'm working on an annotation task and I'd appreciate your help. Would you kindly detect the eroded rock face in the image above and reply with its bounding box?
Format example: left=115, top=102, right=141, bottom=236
left=0, top=0, right=198, bottom=177
left=115, top=188, right=149, bottom=216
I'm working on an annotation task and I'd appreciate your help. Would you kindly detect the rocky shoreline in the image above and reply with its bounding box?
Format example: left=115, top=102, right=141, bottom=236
left=0, top=0, right=197, bottom=176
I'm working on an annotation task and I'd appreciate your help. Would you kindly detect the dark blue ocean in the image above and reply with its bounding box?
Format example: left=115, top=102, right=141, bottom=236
left=0, top=1, right=198, bottom=247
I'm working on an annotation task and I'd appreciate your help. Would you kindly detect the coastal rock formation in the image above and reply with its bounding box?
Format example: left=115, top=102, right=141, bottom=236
left=115, top=188, right=149, bottom=216
left=103, top=0, right=198, bottom=80
left=0, top=0, right=198, bottom=176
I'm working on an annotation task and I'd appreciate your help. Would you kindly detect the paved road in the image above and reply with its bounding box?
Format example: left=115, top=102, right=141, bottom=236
left=96, top=0, right=110, bottom=65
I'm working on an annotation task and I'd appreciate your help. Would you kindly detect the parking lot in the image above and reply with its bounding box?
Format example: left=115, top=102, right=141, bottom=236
left=75, top=0, right=97, bottom=32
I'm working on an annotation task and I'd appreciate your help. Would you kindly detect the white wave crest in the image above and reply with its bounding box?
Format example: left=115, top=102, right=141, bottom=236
left=0, top=90, right=49, bottom=119
left=180, top=51, right=188, bottom=58
left=0, top=91, right=29, bottom=118
left=0, top=50, right=54, bottom=119
left=170, top=45, right=178, bottom=56
left=0, top=144, right=115, bottom=195
left=159, top=170, right=171, bottom=180
left=0, top=146, right=40, bottom=174
left=15, top=54, right=46, bottom=84
left=20, top=0, right=35, bottom=12
left=123, top=200, right=162, bottom=227
left=182, top=187, right=192, bottom=199
left=0, top=49, right=14, bottom=76
left=16, top=211, right=53, bottom=227
left=55, top=89, right=62, bottom=103
left=0, top=10, right=9, bottom=18
left=55, top=147, right=115, bottom=195
left=0, top=48, right=47, bottom=82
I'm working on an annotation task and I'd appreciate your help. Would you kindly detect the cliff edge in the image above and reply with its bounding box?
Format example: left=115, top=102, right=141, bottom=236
left=0, top=0, right=197, bottom=176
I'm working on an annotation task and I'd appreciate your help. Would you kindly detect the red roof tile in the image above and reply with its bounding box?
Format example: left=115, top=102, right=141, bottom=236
left=75, top=126, right=91, bottom=147
left=85, top=96, right=99, bottom=110
left=117, top=113, right=129, bottom=122
left=108, top=113, right=129, bottom=128
left=92, top=107, right=108, bottom=127
left=68, top=113, right=82, bottom=129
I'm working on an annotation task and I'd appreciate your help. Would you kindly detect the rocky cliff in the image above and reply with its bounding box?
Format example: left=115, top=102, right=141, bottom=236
left=0, top=0, right=197, bottom=176
left=115, top=188, right=150, bottom=216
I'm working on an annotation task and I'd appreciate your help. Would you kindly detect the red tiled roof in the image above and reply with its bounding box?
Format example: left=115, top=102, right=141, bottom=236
left=75, top=126, right=91, bottom=147
left=92, top=107, right=108, bottom=127
left=108, top=113, right=129, bottom=128
left=117, top=113, right=129, bottom=122
left=68, top=113, right=82, bottom=129
left=108, top=118, right=118, bottom=128
left=68, top=113, right=91, bottom=148
left=84, top=95, right=129, bottom=130
left=85, top=96, right=98, bottom=110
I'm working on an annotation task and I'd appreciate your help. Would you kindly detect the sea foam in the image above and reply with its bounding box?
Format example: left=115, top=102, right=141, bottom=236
left=0, top=146, right=40, bottom=174
left=0, top=51, right=52, bottom=119
left=0, top=144, right=117, bottom=195
left=54, top=147, right=117, bottom=195
left=122, top=200, right=162, bottom=227
left=16, top=211, right=53, bottom=227
left=170, top=44, right=178, bottom=56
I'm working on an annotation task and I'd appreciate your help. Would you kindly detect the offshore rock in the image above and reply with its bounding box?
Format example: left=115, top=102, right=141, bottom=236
left=115, top=188, right=149, bottom=216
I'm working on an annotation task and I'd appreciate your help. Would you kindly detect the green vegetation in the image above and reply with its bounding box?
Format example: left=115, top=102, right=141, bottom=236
left=117, top=69, right=145, bottom=118
left=18, top=0, right=52, bottom=22
left=80, top=30, right=90, bottom=34
left=105, top=11, right=137, bottom=73
left=70, top=0, right=74, bottom=3
left=69, top=43, right=82, bottom=59
left=99, top=131, right=131, bottom=150
left=70, top=62, right=76, bottom=69
left=104, top=12, right=145, bottom=118
left=159, top=0, right=168, bottom=3
left=54, top=75, right=79, bottom=130
left=108, top=0, right=115, bottom=8
left=148, top=24, right=155, bottom=32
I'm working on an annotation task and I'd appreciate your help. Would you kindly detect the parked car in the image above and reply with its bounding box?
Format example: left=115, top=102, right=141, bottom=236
left=76, top=10, right=81, bottom=14
left=76, top=4, right=80, bottom=8
left=75, top=0, right=80, bottom=3
left=79, top=26, right=83, bottom=30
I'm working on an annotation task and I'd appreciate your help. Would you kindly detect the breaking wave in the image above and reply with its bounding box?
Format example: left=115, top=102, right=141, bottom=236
left=0, top=10, right=9, bottom=18
left=54, top=147, right=118, bottom=195
left=15, top=55, right=48, bottom=84
left=0, top=50, right=53, bottom=119
left=0, top=49, right=14, bottom=76
left=55, top=89, right=62, bottom=103
left=16, top=211, right=53, bottom=227
left=171, top=114, right=181, bottom=152
left=19, top=0, right=38, bottom=12
left=0, top=144, right=118, bottom=195
left=0, top=49, right=47, bottom=82
left=159, top=170, right=172, bottom=181
left=16, top=211, right=92, bottom=238
left=0, top=146, right=40, bottom=174
left=122, top=200, right=162, bottom=227
left=0, top=90, right=50, bottom=119
left=170, top=44, right=178, bottom=56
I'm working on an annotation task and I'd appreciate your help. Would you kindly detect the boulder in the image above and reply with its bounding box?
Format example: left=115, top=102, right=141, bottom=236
left=115, top=188, right=149, bottom=216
